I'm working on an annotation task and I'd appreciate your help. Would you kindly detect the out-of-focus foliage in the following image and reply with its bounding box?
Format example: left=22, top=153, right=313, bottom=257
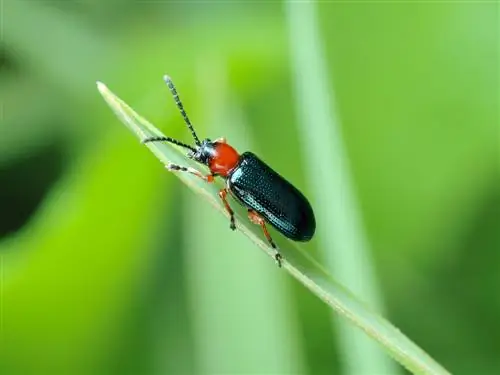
left=0, top=1, right=498, bottom=375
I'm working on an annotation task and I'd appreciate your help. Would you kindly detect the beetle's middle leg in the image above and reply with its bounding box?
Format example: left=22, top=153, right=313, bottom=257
left=219, top=188, right=236, bottom=231
left=247, top=209, right=283, bottom=267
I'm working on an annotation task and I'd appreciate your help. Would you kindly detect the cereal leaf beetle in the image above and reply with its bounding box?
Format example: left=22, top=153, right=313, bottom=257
left=142, top=76, right=316, bottom=267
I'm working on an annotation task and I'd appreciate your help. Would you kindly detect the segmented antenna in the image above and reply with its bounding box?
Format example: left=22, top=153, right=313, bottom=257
left=164, top=75, right=201, bottom=147
left=142, top=136, right=197, bottom=153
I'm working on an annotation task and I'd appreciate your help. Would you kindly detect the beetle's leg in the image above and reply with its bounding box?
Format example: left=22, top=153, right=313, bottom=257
left=247, top=210, right=283, bottom=267
left=218, top=188, right=236, bottom=230
left=166, top=163, right=214, bottom=182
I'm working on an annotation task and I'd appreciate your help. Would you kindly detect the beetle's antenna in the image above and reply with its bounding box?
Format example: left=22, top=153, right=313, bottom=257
left=164, top=75, right=201, bottom=147
left=142, top=136, right=197, bottom=153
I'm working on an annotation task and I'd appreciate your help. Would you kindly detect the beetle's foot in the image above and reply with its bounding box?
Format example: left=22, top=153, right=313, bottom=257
left=274, top=252, right=283, bottom=268
left=165, top=163, right=178, bottom=171
left=230, top=219, right=236, bottom=231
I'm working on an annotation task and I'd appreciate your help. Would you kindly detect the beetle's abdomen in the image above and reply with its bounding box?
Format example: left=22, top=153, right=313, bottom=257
left=227, top=152, right=315, bottom=241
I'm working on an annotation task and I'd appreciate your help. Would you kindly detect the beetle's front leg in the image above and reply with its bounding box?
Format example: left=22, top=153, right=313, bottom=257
left=218, top=188, right=236, bottom=231
left=166, top=163, right=214, bottom=182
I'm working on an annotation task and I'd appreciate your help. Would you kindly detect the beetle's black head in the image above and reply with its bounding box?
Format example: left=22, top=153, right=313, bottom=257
left=188, top=138, right=216, bottom=165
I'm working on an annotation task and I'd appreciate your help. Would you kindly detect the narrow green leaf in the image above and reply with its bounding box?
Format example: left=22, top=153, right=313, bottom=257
left=182, top=62, right=305, bottom=374
left=97, top=81, right=451, bottom=375
left=285, top=1, right=395, bottom=374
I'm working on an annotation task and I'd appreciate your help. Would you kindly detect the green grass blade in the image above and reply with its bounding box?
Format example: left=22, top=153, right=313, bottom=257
left=285, top=1, right=395, bottom=374
left=182, top=62, right=305, bottom=374
left=97, top=81, right=451, bottom=375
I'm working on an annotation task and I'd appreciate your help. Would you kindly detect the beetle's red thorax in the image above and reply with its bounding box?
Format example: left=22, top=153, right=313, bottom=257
left=208, top=142, right=240, bottom=177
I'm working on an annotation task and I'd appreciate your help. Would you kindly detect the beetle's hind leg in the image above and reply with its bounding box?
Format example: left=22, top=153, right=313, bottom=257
left=247, top=210, right=283, bottom=267
left=218, top=188, right=236, bottom=230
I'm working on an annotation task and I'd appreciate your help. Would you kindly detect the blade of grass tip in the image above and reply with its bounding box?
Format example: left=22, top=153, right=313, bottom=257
left=284, top=3, right=396, bottom=375
left=96, top=79, right=450, bottom=375
left=97, top=80, right=201, bottom=185
left=183, top=60, right=305, bottom=374
left=286, top=1, right=450, bottom=375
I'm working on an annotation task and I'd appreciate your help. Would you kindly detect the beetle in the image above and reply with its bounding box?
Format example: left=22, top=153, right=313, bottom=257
left=142, top=76, right=316, bottom=267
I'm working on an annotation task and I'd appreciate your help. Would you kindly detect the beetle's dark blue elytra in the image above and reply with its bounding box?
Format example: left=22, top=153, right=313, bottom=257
left=228, top=152, right=315, bottom=241
left=142, top=76, right=316, bottom=267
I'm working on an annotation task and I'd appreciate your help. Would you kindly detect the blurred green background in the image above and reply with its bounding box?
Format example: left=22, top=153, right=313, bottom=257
left=1, top=1, right=498, bottom=374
